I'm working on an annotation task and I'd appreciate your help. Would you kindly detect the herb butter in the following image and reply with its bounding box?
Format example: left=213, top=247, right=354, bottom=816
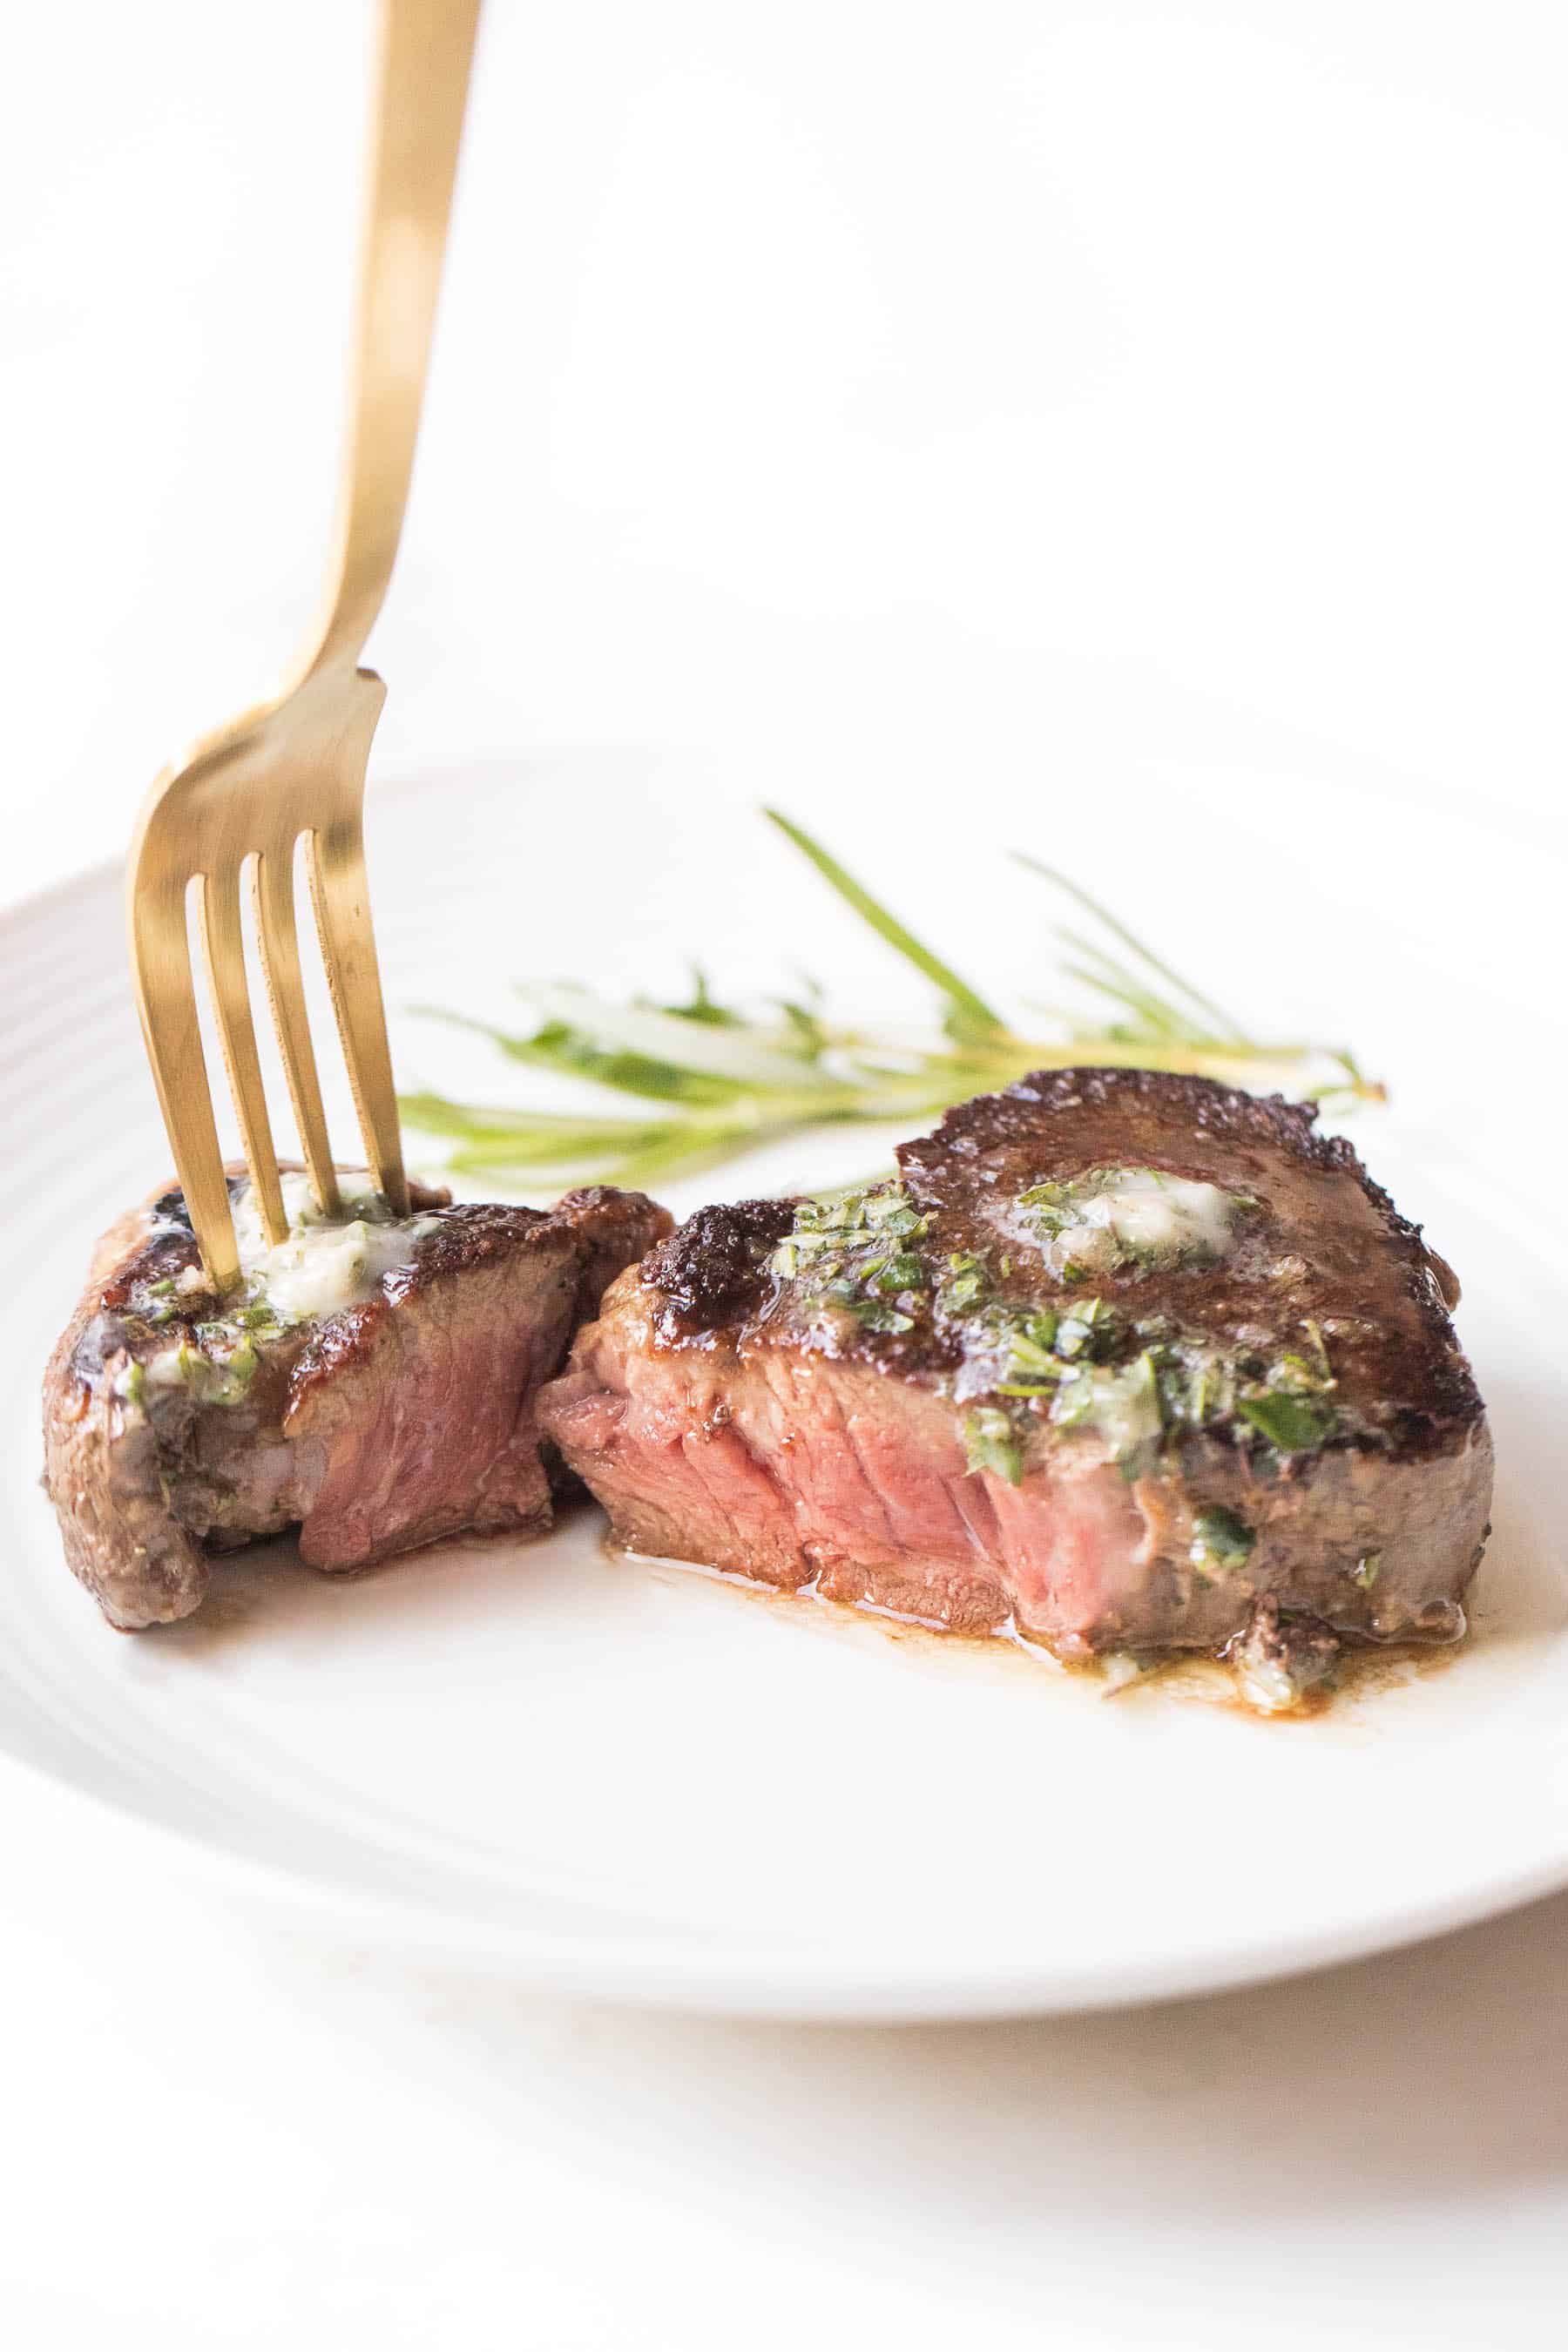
left=1016, top=1166, right=1243, bottom=1280
left=231, top=1172, right=439, bottom=1322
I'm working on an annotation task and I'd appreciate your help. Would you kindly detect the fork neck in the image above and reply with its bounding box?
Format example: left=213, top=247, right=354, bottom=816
left=297, top=0, right=481, bottom=685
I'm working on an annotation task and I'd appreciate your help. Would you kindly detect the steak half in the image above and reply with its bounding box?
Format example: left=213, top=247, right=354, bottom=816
left=539, top=1070, right=1492, bottom=1700
left=44, top=1168, right=669, bottom=1630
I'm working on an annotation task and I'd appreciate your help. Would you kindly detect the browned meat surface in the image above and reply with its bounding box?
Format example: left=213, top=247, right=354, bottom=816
left=539, top=1070, right=1492, bottom=1678
left=44, top=1169, right=669, bottom=1630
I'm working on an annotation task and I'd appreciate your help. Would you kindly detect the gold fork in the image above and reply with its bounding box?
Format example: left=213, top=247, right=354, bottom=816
left=126, top=0, right=482, bottom=1292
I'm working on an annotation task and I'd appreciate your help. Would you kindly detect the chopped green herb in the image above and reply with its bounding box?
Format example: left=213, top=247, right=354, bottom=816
left=855, top=1301, right=915, bottom=1335
left=866, top=1197, right=927, bottom=1238
left=867, top=1250, right=927, bottom=1295
left=1000, top=1319, right=1062, bottom=1380
left=1300, top=1319, right=1335, bottom=1387
left=938, top=1253, right=989, bottom=1315
left=777, top=1182, right=936, bottom=1329
left=963, top=1407, right=1023, bottom=1486
left=1053, top=1297, right=1120, bottom=1362
left=1277, top=1322, right=1337, bottom=1395
left=1237, top=1393, right=1338, bottom=1452
left=1048, top=1352, right=1165, bottom=1467
left=1190, top=1506, right=1256, bottom=1573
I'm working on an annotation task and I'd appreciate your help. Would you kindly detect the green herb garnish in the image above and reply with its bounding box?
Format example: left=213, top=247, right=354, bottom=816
left=868, top=1251, right=927, bottom=1294
left=963, top=1407, right=1023, bottom=1486
left=939, top=1253, right=988, bottom=1313
left=851, top=1301, right=916, bottom=1335
left=1237, top=1393, right=1338, bottom=1452
left=1277, top=1320, right=1337, bottom=1394
left=232, top=1304, right=281, bottom=1332
left=1053, top=1297, right=1120, bottom=1361
left=997, top=1313, right=1063, bottom=1384
left=1190, top=1506, right=1256, bottom=1572
left=779, top=1185, right=929, bottom=1335
left=402, top=814, right=1382, bottom=1196
left=1049, top=1352, right=1165, bottom=1467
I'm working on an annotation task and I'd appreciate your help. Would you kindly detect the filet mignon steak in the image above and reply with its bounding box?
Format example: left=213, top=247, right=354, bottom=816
left=44, top=1168, right=669, bottom=1629
left=539, top=1070, right=1492, bottom=1697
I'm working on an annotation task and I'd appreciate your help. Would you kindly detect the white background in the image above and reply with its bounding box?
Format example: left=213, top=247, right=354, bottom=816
left=2, top=3, right=1565, bottom=2344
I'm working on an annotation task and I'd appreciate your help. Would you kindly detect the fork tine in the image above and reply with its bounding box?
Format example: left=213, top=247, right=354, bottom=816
left=253, top=840, right=341, bottom=1218
left=125, top=0, right=475, bottom=1267
left=308, top=821, right=409, bottom=1215
left=127, top=872, right=240, bottom=1291
left=198, top=863, right=287, bottom=1247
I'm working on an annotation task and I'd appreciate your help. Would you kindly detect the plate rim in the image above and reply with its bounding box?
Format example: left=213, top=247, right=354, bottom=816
left=6, top=1708, right=1568, bottom=2020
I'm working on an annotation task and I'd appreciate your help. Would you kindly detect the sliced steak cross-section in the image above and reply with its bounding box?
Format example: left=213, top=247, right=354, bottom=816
left=44, top=1170, right=669, bottom=1629
left=539, top=1069, right=1492, bottom=1695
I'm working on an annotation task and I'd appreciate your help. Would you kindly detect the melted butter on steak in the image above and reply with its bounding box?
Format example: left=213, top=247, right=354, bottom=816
left=44, top=1169, right=671, bottom=1629
left=634, top=1068, right=1482, bottom=1470
left=229, top=1170, right=445, bottom=1320
left=1005, top=1164, right=1245, bottom=1280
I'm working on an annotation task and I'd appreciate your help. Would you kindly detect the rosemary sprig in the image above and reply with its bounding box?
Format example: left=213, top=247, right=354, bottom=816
left=399, top=814, right=1383, bottom=1196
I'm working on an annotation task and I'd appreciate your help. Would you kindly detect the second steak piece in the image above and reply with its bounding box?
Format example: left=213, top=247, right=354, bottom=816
left=539, top=1069, right=1492, bottom=1693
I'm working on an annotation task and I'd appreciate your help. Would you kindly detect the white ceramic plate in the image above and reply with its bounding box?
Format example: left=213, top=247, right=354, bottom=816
left=3, top=756, right=1565, bottom=2018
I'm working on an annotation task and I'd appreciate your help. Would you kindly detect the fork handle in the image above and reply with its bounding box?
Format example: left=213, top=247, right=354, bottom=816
left=303, top=0, right=482, bottom=681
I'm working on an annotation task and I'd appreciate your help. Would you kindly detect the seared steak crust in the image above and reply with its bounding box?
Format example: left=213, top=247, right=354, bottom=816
left=639, top=1200, right=796, bottom=1331
left=896, top=1069, right=1482, bottom=1456
left=644, top=1072, right=1482, bottom=1458
left=44, top=1173, right=669, bottom=1630
left=539, top=1071, right=1492, bottom=1671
